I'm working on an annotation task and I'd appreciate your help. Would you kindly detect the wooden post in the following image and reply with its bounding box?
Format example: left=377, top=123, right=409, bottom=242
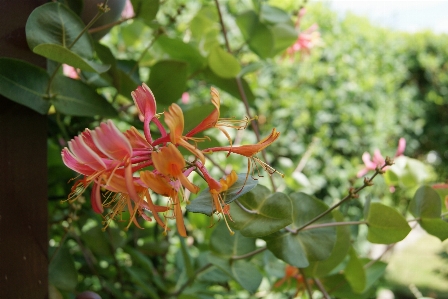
left=0, top=1, right=48, bottom=298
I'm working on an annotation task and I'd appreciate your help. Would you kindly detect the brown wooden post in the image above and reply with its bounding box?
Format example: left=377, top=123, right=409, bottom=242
left=0, top=1, right=48, bottom=298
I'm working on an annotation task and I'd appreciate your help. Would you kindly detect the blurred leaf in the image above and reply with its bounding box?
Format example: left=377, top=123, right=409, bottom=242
left=366, top=203, right=411, bottom=244
left=81, top=225, right=112, bottom=256
left=49, top=246, right=78, bottom=291
left=231, top=259, right=263, bottom=293
left=409, top=185, right=441, bottom=218
left=264, top=192, right=336, bottom=268
left=190, top=6, right=219, bottom=40
left=187, top=174, right=258, bottom=216
left=26, top=2, right=94, bottom=60
left=148, top=60, right=187, bottom=105
left=0, top=58, right=50, bottom=114
left=121, top=19, right=148, bottom=47
left=229, top=185, right=292, bottom=237
left=306, top=210, right=351, bottom=277
left=131, top=0, right=159, bottom=25
left=260, top=4, right=293, bottom=24
left=344, top=248, right=366, bottom=293
left=208, top=46, right=241, bottom=79
left=236, top=11, right=274, bottom=59
left=201, top=68, right=255, bottom=103
left=125, top=246, right=166, bottom=290
left=51, top=76, right=117, bottom=117
left=155, top=36, right=207, bottom=75
left=210, top=222, right=256, bottom=257
left=179, top=236, right=195, bottom=278
left=270, top=23, right=298, bottom=55
left=126, top=267, right=161, bottom=299
left=33, top=44, right=110, bottom=73
left=419, top=218, right=448, bottom=241
left=361, top=259, right=387, bottom=291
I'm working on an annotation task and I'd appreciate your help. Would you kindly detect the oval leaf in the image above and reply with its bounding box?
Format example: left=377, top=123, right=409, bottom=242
left=230, top=185, right=292, bottom=237
left=51, top=76, right=117, bottom=117
left=210, top=222, right=256, bottom=257
left=49, top=246, right=78, bottom=291
left=231, top=260, right=262, bottom=293
left=33, top=44, right=109, bottom=73
left=0, top=58, right=50, bottom=114
left=147, top=60, right=187, bottom=105
left=366, top=202, right=411, bottom=244
left=420, top=218, right=448, bottom=241
left=208, top=46, right=241, bottom=79
left=187, top=174, right=258, bottom=216
left=409, top=185, right=442, bottom=218
left=344, top=248, right=366, bottom=294
left=264, top=192, right=337, bottom=268
left=26, top=2, right=94, bottom=59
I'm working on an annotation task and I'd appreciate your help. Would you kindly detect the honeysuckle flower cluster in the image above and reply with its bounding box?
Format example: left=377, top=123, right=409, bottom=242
left=61, top=84, right=280, bottom=236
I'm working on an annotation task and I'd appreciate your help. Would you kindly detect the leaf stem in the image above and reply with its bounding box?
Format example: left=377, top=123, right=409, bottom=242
left=300, top=220, right=367, bottom=231
left=313, top=278, right=331, bottom=299
left=231, top=247, right=267, bottom=260
left=299, top=268, right=314, bottom=299
left=295, top=162, right=390, bottom=233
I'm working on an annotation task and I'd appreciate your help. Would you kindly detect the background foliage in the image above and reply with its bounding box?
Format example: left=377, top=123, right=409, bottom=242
left=1, top=0, right=447, bottom=298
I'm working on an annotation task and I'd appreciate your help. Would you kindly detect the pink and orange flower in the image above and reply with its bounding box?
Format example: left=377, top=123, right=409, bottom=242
left=62, top=85, right=281, bottom=236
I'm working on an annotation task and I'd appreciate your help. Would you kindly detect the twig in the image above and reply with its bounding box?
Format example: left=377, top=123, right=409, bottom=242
left=299, top=268, right=313, bottom=299
left=314, top=278, right=331, bottom=299
left=213, top=0, right=277, bottom=191
left=231, top=247, right=267, bottom=260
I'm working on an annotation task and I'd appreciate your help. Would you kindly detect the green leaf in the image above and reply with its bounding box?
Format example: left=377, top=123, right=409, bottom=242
left=183, top=104, right=215, bottom=133
left=48, top=246, right=78, bottom=291
left=361, top=259, right=387, bottom=291
left=270, top=23, right=298, bottom=55
left=179, top=236, right=195, bottom=278
left=33, top=44, right=110, bottom=73
left=366, top=202, right=411, bottom=244
left=51, top=76, right=117, bottom=117
left=344, top=248, right=366, bottom=293
left=264, top=192, right=337, bottom=268
left=210, top=222, right=256, bottom=257
left=306, top=210, right=351, bottom=277
left=231, top=259, right=263, bottom=293
left=201, top=68, right=255, bottom=103
left=81, top=225, right=112, bottom=256
left=229, top=185, right=292, bottom=237
left=207, top=253, right=262, bottom=293
left=236, top=10, right=258, bottom=40
left=409, top=185, right=442, bottom=218
left=0, top=58, right=50, bottom=114
left=26, top=2, right=94, bottom=59
left=420, top=218, right=448, bottom=241
left=190, top=6, right=219, bottom=40
left=208, top=46, right=241, bottom=79
left=236, top=12, right=274, bottom=59
left=260, top=4, right=293, bottom=24
left=125, top=267, right=161, bottom=299
left=131, top=0, right=160, bottom=25
left=186, top=174, right=258, bottom=216
left=147, top=60, right=187, bottom=105
left=154, top=36, right=207, bottom=76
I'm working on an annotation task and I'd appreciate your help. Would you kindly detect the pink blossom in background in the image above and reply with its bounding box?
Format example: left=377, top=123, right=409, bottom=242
left=284, top=8, right=321, bottom=59
left=357, top=138, right=406, bottom=178
left=62, top=64, right=79, bottom=79
left=181, top=92, right=190, bottom=104
left=121, top=0, right=135, bottom=19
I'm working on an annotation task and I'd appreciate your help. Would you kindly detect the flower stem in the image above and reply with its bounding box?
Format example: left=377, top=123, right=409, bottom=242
left=295, top=162, right=389, bottom=233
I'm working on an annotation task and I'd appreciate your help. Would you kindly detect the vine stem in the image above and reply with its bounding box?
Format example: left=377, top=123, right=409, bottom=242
left=294, top=161, right=391, bottom=233
left=213, top=0, right=277, bottom=191
left=46, top=1, right=110, bottom=96
left=299, top=268, right=314, bottom=299
left=232, top=246, right=267, bottom=260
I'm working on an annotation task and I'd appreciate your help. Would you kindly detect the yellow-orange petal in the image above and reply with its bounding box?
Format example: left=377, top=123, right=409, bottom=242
left=140, top=171, right=175, bottom=197
left=152, top=143, right=186, bottom=177
left=164, top=103, right=184, bottom=144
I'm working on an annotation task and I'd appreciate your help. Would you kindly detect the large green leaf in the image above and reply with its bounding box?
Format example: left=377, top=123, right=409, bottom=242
left=366, top=203, right=411, bottom=244
left=131, top=0, right=160, bottom=25
left=27, top=2, right=93, bottom=58
left=154, top=36, right=207, bottom=76
left=33, top=44, right=110, bottom=73
left=264, top=192, right=337, bottom=268
left=48, top=246, right=78, bottom=291
left=270, top=23, right=298, bottom=56
left=260, top=4, right=293, bottom=24
left=210, top=222, right=256, bottom=257
left=420, top=218, right=448, bottom=241
left=208, top=46, right=241, bottom=79
left=147, top=60, right=187, bottom=105
left=51, top=76, right=117, bottom=117
left=207, top=254, right=262, bottom=293
left=344, top=248, right=366, bottom=293
left=229, top=185, right=292, bottom=237
left=0, top=58, right=50, bottom=114
left=409, top=185, right=441, bottom=218
left=305, top=210, right=351, bottom=277
left=187, top=174, right=258, bottom=216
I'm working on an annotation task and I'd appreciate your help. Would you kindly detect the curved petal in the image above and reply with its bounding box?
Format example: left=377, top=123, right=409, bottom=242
left=61, top=148, right=97, bottom=175
left=90, top=120, right=132, bottom=161
left=186, top=87, right=220, bottom=137
left=395, top=138, right=406, bottom=157
left=131, top=83, right=157, bottom=122
left=164, top=103, right=184, bottom=143
left=67, top=134, right=106, bottom=170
